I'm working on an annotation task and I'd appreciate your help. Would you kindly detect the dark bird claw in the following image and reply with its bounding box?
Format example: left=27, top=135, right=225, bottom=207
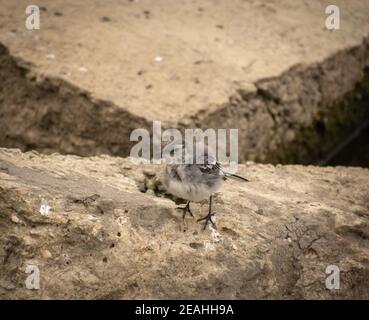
left=197, top=212, right=216, bottom=230
left=176, top=201, right=194, bottom=220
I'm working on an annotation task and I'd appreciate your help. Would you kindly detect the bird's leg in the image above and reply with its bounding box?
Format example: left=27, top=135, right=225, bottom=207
left=176, top=201, right=194, bottom=220
left=197, top=195, right=216, bottom=230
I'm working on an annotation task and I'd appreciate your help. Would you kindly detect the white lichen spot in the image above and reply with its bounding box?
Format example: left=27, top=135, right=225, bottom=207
left=39, top=199, right=51, bottom=216
left=46, top=53, right=56, bottom=60
left=203, top=240, right=215, bottom=251
left=210, top=223, right=223, bottom=243
left=116, top=216, right=127, bottom=226
left=154, top=56, right=163, bottom=63
left=203, top=224, right=223, bottom=251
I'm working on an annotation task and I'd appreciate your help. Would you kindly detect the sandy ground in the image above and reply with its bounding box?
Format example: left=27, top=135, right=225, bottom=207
left=1, top=0, right=368, bottom=123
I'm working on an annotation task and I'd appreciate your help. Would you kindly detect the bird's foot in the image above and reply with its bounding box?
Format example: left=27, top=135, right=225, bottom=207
left=176, top=202, right=194, bottom=220
left=197, top=212, right=216, bottom=230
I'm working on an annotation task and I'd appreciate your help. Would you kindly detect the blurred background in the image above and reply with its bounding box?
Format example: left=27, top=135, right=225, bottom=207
left=0, top=0, right=369, bottom=167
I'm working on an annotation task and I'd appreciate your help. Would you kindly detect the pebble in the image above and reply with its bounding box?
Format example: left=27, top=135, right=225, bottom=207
left=42, top=249, right=52, bottom=259
left=11, top=214, right=21, bottom=224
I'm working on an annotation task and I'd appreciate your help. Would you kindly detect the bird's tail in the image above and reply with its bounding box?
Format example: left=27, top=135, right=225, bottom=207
left=223, top=172, right=249, bottom=182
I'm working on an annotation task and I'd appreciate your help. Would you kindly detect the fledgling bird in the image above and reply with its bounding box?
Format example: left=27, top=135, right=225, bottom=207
left=163, top=142, right=249, bottom=230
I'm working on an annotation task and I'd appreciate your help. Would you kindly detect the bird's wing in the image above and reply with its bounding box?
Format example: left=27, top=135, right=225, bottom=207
left=197, top=151, right=222, bottom=175
left=197, top=162, right=221, bottom=175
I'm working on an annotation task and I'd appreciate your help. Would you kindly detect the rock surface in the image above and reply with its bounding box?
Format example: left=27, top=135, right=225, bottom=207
left=0, top=1, right=369, bottom=162
left=1, top=148, right=369, bottom=299
left=1, top=0, right=368, bottom=121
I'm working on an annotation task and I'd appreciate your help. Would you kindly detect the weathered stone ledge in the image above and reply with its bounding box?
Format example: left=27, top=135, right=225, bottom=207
left=1, top=148, right=368, bottom=299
